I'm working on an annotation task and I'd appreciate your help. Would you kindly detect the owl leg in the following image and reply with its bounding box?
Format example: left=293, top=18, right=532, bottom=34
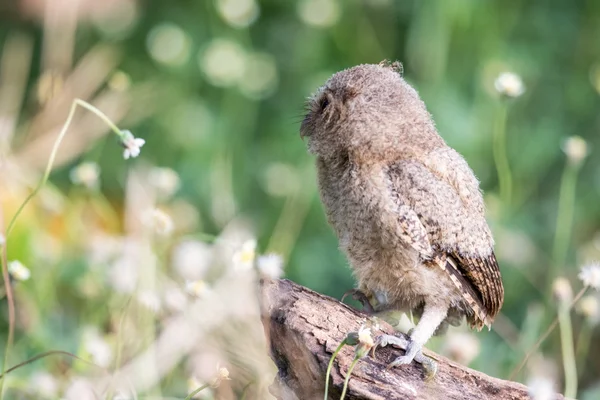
left=374, top=303, right=447, bottom=379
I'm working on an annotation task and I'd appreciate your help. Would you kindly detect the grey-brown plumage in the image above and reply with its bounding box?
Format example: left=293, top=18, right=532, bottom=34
left=301, top=61, right=504, bottom=371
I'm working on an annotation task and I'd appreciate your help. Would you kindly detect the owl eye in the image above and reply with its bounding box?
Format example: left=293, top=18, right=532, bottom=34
left=319, top=96, right=330, bottom=112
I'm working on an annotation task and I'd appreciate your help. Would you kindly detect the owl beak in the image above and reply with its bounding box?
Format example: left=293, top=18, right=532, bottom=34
left=299, top=117, right=311, bottom=139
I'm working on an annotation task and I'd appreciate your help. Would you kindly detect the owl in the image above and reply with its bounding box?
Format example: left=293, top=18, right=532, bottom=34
left=300, top=61, right=503, bottom=376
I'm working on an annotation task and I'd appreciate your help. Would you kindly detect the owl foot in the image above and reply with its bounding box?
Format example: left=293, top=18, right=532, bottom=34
left=341, top=289, right=375, bottom=314
left=373, top=334, right=437, bottom=381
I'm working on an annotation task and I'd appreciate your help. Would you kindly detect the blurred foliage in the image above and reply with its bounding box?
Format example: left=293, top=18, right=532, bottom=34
left=1, top=0, right=600, bottom=398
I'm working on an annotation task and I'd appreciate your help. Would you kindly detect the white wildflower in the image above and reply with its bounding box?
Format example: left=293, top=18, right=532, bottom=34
left=186, top=280, right=210, bottom=298
left=172, top=240, right=212, bottom=280
left=358, top=326, right=374, bottom=348
left=232, top=239, right=257, bottom=271
left=442, top=332, right=481, bottom=366
left=148, top=167, right=180, bottom=198
left=257, top=253, right=284, bottom=279
left=83, top=328, right=113, bottom=368
left=8, top=260, right=30, bottom=281
left=494, top=72, right=525, bottom=98
left=579, top=262, right=600, bottom=291
left=120, top=130, right=145, bottom=159
left=211, top=366, right=231, bottom=388
left=562, top=136, right=588, bottom=166
left=353, top=325, right=374, bottom=358
left=142, top=208, right=174, bottom=236
left=69, top=161, right=100, bottom=189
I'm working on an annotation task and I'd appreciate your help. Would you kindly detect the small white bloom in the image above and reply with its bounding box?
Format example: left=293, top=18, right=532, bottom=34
left=494, top=72, right=525, bottom=98
left=186, top=280, right=210, bottom=298
left=257, top=253, right=284, bottom=279
left=561, top=136, right=588, bottom=166
left=83, top=328, right=113, bottom=368
left=120, top=130, right=145, bottom=159
left=579, top=262, right=600, bottom=291
left=232, top=239, right=257, bottom=271
left=148, top=167, right=180, bottom=198
left=8, top=260, right=30, bottom=281
left=357, top=326, right=374, bottom=348
left=137, top=290, right=162, bottom=313
left=217, top=366, right=230, bottom=381
left=69, top=161, right=100, bottom=189
left=142, top=208, right=174, bottom=236
left=210, top=365, right=231, bottom=388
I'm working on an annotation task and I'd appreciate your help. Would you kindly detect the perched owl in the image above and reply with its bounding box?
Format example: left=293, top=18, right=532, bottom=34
left=300, top=61, right=504, bottom=376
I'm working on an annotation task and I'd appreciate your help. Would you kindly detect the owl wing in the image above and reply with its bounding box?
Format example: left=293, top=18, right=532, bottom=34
left=392, top=204, right=434, bottom=259
left=385, top=158, right=504, bottom=328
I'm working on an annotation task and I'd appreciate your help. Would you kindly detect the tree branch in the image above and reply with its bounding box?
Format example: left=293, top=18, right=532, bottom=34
left=260, top=278, right=564, bottom=400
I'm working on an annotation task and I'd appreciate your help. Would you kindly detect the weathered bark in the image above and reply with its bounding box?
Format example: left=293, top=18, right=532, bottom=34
left=260, top=278, right=563, bottom=400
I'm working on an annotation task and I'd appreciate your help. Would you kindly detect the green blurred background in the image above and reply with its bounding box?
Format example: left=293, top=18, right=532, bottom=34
left=1, top=0, right=600, bottom=398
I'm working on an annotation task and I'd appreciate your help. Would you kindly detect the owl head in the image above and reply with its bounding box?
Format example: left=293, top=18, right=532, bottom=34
left=300, top=61, right=438, bottom=161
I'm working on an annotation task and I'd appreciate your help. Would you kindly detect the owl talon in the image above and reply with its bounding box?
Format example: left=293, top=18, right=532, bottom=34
left=374, top=334, right=437, bottom=380
left=341, top=289, right=375, bottom=314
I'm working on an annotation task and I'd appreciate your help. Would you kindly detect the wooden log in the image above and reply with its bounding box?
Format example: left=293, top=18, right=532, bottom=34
left=260, top=278, right=563, bottom=400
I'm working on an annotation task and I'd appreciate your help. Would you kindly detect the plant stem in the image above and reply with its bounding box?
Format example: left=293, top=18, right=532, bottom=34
left=493, top=102, right=512, bottom=207
left=340, top=357, right=359, bottom=400
left=551, top=161, right=580, bottom=283
left=0, top=237, right=13, bottom=400
left=324, top=339, right=347, bottom=400
left=508, top=287, right=586, bottom=380
left=575, top=322, right=592, bottom=374
left=183, top=383, right=210, bottom=400
left=558, top=303, right=577, bottom=398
